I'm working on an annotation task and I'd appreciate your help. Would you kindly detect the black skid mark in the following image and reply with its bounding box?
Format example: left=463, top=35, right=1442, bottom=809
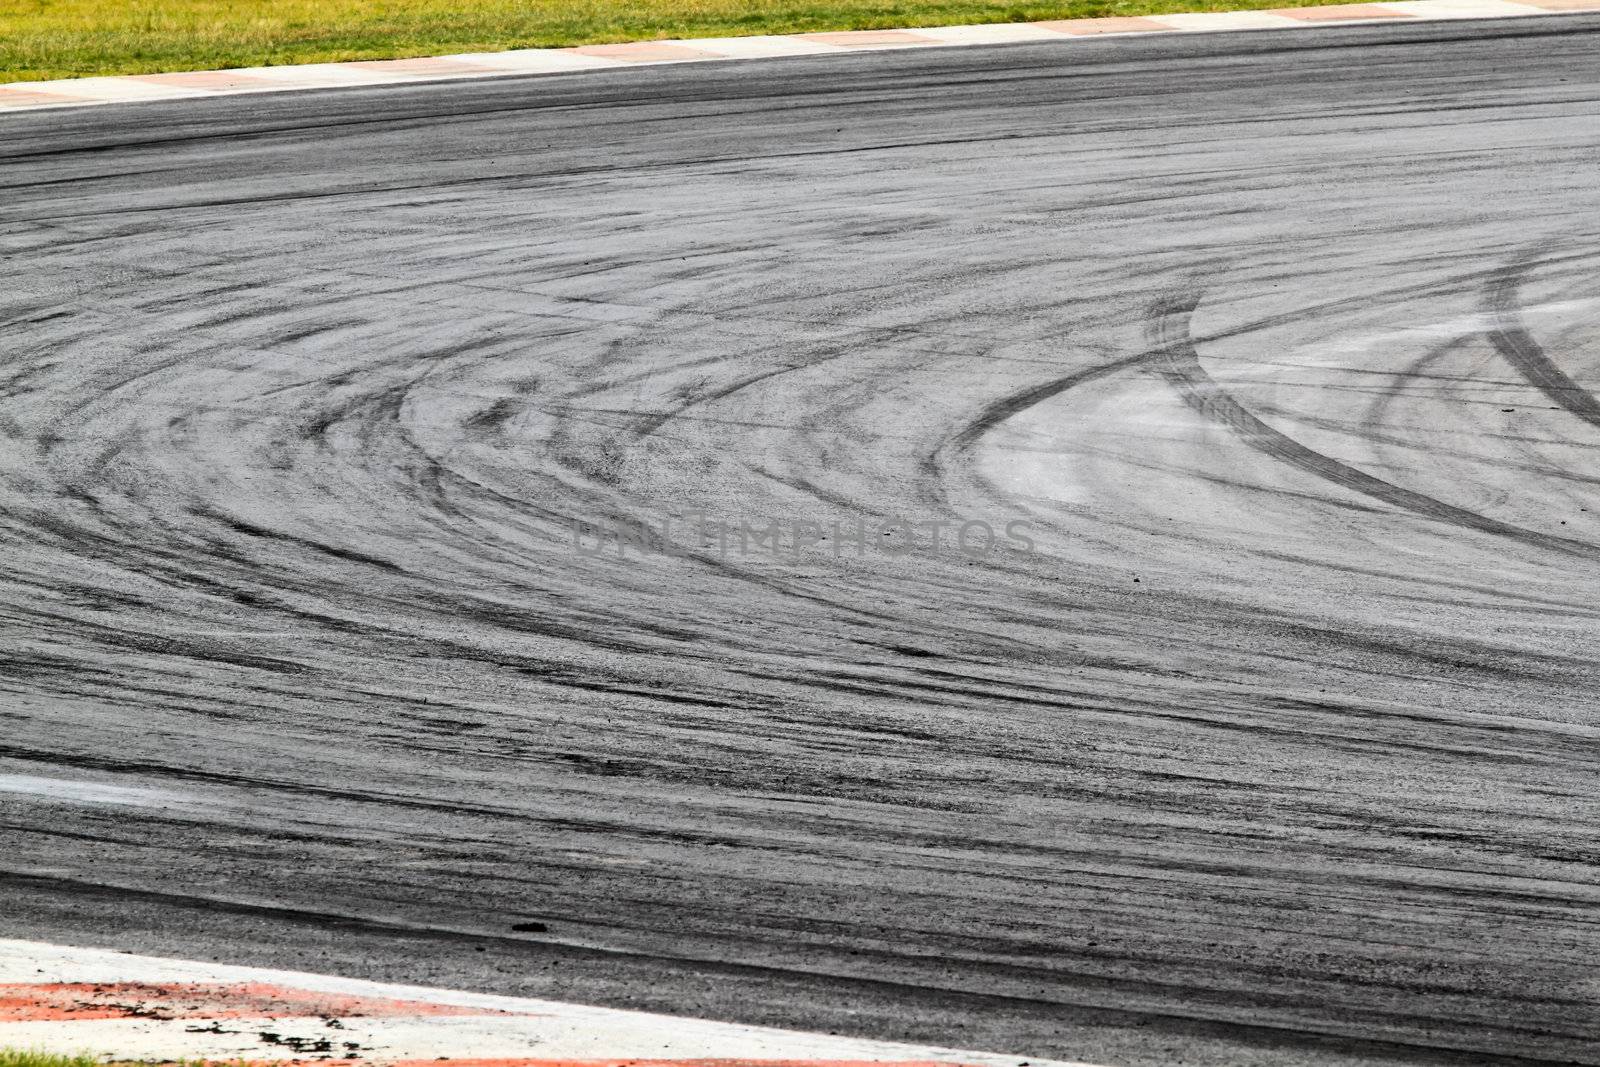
left=921, top=345, right=1157, bottom=508
left=1486, top=259, right=1600, bottom=430
left=1151, top=294, right=1600, bottom=561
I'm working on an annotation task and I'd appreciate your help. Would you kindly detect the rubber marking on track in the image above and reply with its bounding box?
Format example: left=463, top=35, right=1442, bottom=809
left=1486, top=262, right=1600, bottom=430
left=1152, top=296, right=1600, bottom=559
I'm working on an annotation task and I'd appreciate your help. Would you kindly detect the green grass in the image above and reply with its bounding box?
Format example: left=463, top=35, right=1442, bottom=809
left=1, top=1054, right=261, bottom=1067
left=0, top=1053, right=100, bottom=1067
left=1, top=0, right=1355, bottom=84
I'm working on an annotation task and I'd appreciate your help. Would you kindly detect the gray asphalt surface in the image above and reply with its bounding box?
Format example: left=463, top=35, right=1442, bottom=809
left=4, top=16, right=1600, bottom=1066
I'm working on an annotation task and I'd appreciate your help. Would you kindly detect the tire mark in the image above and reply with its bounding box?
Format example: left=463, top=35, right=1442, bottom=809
left=6, top=871, right=1563, bottom=1067
left=921, top=346, right=1156, bottom=506
left=1153, top=295, right=1600, bottom=560
left=1486, top=260, right=1600, bottom=429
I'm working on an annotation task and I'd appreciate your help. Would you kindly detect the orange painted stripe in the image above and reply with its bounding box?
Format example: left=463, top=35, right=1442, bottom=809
left=0, top=982, right=525, bottom=1022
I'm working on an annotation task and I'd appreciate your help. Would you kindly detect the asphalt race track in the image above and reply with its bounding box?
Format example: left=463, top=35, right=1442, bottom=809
left=4, top=16, right=1600, bottom=1066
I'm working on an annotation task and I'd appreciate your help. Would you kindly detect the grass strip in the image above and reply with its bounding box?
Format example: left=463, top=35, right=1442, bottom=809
left=0, top=1053, right=102, bottom=1067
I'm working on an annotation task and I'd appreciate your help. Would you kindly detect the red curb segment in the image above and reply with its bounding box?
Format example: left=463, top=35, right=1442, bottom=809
left=0, top=88, right=96, bottom=106
left=131, top=71, right=283, bottom=90
left=572, top=42, right=724, bottom=60
left=1033, top=16, right=1178, bottom=33
left=0, top=982, right=525, bottom=1022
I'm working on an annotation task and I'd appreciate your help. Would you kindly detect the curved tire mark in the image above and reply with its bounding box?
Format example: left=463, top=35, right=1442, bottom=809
left=1153, top=295, right=1599, bottom=560
left=1486, top=262, right=1600, bottom=429
left=922, top=347, right=1159, bottom=506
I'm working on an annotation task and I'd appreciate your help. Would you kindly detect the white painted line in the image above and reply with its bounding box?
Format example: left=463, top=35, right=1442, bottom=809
left=900, top=23, right=1077, bottom=44
left=1376, top=0, right=1550, bottom=15
left=1150, top=10, right=1312, bottom=30
left=676, top=34, right=856, bottom=58
left=225, top=63, right=431, bottom=85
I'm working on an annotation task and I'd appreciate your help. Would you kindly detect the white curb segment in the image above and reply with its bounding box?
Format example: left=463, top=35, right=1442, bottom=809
left=0, top=0, right=1593, bottom=113
left=0, top=939, right=1107, bottom=1066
